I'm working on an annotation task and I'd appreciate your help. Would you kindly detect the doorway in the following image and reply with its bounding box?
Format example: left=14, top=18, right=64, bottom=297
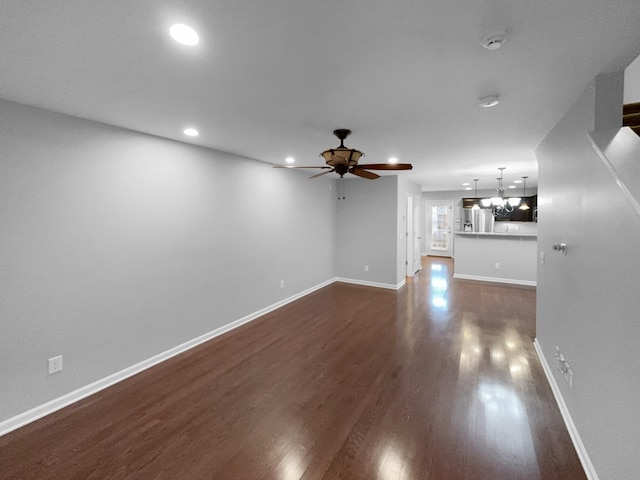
left=426, top=200, right=454, bottom=257
left=406, top=194, right=422, bottom=276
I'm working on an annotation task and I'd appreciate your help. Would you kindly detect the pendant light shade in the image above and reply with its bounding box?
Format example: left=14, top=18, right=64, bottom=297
left=519, top=176, right=530, bottom=210
left=472, top=179, right=480, bottom=209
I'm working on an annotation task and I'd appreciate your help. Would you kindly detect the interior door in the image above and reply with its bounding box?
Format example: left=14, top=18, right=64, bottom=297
left=426, top=200, right=453, bottom=257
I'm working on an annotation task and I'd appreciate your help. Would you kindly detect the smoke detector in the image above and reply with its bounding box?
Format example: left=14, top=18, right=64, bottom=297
left=481, top=29, right=507, bottom=50
left=478, top=95, right=500, bottom=108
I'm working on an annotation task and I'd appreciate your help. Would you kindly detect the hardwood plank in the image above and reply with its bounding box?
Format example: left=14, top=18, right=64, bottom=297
left=0, top=257, right=587, bottom=479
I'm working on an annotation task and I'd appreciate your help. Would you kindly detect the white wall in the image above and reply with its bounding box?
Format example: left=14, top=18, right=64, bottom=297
left=535, top=72, right=640, bottom=479
left=334, top=176, right=398, bottom=287
left=453, top=234, right=537, bottom=285
left=397, top=177, right=423, bottom=285
left=624, top=53, right=640, bottom=103
left=0, top=99, right=336, bottom=423
left=333, top=175, right=420, bottom=288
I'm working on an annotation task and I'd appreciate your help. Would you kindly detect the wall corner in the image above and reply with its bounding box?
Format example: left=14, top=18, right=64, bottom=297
left=594, top=71, right=624, bottom=131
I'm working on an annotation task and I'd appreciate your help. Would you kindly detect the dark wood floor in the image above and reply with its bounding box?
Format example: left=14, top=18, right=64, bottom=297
left=1, top=257, right=586, bottom=479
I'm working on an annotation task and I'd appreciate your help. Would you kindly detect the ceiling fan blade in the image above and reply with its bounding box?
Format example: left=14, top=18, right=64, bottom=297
left=273, top=165, right=331, bottom=169
left=308, top=169, right=335, bottom=179
left=353, top=163, right=413, bottom=170
left=350, top=168, right=380, bottom=180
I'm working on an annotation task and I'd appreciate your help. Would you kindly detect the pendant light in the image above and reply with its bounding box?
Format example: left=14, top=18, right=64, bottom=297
left=491, top=167, right=519, bottom=215
left=472, top=179, right=480, bottom=209
left=519, top=176, right=530, bottom=210
left=490, top=167, right=506, bottom=208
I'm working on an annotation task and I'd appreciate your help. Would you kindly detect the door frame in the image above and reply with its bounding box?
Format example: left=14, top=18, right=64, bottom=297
left=426, top=200, right=454, bottom=257
left=405, top=194, right=422, bottom=276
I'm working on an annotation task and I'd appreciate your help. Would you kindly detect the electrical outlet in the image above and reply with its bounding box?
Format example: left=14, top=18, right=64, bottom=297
left=280, top=280, right=285, bottom=289
left=364, top=265, right=369, bottom=272
left=540, top=251, right=545, bottom=265
left=494, top=263, right=500, bottom=269
left=48, top=355, right=63, bottom=374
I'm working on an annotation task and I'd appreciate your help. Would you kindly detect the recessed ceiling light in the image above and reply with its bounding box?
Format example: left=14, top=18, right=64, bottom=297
left=478, top=95, right=500, bottom=108
left=183, top=128, right=199, bottom=137
left=508, top=185, right=517, bottom=189
left=462, top=182, right=470, bottom=186
left=170, top=24, right=199, bottom=46
left=285, top=157, right=295, bottom=164
left=388, top=157, right=399, bottom=164
left=465, top=187, right=472, bottom=191
left=514, top=179, right=523, bottom=184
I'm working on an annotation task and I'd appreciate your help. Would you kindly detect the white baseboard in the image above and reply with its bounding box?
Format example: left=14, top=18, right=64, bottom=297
left=453, top=273, right=536, bottom=287
left=534, top=338, right=599, bottom=480
left=0, top=278, right=335, bottom=438
left=335, top=277, right=405, bottom=290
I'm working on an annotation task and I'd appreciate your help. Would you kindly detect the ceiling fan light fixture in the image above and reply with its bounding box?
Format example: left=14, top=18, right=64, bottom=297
left=275, top=129, right=412, bottom=181
left=320, top=147, right=364, bottom=164
left=478, top=95, right=500, bottom=108
left=320, top=130, right=364, bottom=174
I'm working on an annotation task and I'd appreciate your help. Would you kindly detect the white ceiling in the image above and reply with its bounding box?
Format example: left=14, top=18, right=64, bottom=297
left=1, top=1, right=640, bottom=191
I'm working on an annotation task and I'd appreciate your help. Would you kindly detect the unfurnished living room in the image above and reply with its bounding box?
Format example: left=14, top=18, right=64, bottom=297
left=1, top=2, right=640, bottom=479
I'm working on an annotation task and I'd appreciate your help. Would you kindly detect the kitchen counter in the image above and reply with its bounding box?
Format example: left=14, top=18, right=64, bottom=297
left=453, top=232, right=537, bottom=286
left=456, top=231, right=537, bottom=238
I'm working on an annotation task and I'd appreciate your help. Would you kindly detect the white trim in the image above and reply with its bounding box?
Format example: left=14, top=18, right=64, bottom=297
left=453, top=273, right=536, bottom=287
left=534, top=338, right=600, bottom=480
left=0, top=278, right=335, bottom=438
left=335, top=277, right=405, bottom=291
left=587, top=130, right=640, bottom=219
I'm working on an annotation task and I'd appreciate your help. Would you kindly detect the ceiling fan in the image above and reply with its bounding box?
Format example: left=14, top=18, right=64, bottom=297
left=274, top=129, right=413, bottom=180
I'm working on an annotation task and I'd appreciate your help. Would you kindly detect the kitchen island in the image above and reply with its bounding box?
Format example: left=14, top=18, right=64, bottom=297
left=454, top=232, right=537, bottom=286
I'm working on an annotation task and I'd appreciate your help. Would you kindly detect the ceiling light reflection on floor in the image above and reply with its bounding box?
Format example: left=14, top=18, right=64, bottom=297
left=431, top=296, right=448, bottom=309
left=429, top=263, right=449, bottom=310
left=378, top=443, right=410, bottom=480
left=431, top=277, right=448, bottom=290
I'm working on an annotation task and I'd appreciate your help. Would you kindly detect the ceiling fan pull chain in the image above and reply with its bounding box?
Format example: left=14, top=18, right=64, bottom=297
left=342, top=177, right=346, bottom=200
